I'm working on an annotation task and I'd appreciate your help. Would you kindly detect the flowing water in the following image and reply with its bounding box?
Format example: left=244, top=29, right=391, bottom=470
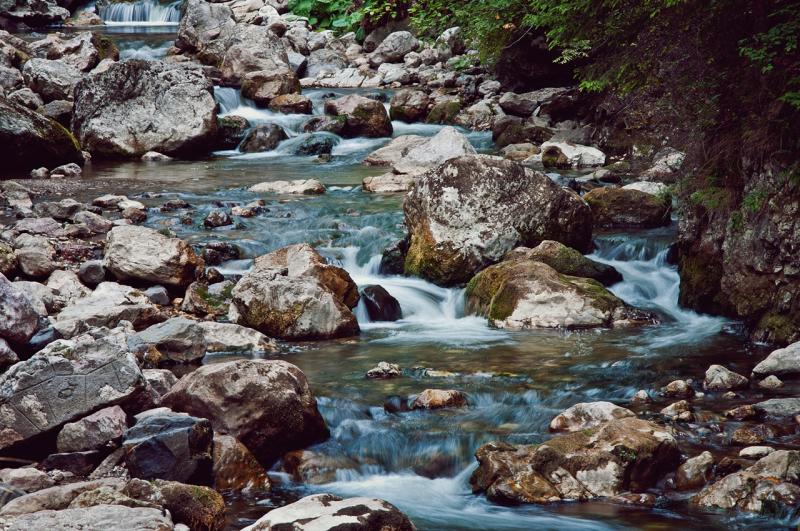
left=19, top=17, right=796, bottom=531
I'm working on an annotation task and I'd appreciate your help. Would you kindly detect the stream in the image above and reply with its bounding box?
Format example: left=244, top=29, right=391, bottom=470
left=21, top=13, right=796, bottom=531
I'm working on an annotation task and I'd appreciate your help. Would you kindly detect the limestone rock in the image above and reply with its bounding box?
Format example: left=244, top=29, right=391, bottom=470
left=248, top=179, right=325, bottom=195
left=752, top=341, right=800, bottom=378
left=104, top=226, right=203, bottom=288
left=404, top=156, right=592, bottom=286
left=703, top=364, right=749, bottom=391
left=128, top=317, right=207, bottom=365
left=0, top=332, right=145, bottom=451
left=72, top=60, right=217, bottom=158
left=0, top=504, right=175, bottom=530
left=162, top=359, right=329, bottom=467
left=57, top=405, right=127, bottom=453
left=549, top=401, right=635, bottom=433
left=198, top=321, right=276, bottom=353
left=22, top=58, right=81, bottom=102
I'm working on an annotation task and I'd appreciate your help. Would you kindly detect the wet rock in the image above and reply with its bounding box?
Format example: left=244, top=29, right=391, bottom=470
left=104, top=226, right=203, bottom=288
left=324, top=94, right=392, bottom=138
left=241, top=68, right=300, bottom=107
left=249, top=178, right=325, bottom=195
left=216, top=115, right=250, bottom=150
left=549, top=401, right=635, bottom=433
left=694, top=450, right=800, bottom=514
left=505, top=240, right=622, bottom=286
left=753, top=398, right=800, bottom=418
left=361, top=285, right=402, bottom=322
left=141, top=151, right=172, bottom=162
left=0, top=98, right=83, bottom=172
left=660, top=400, right=694, bottom=422
left=465, top=259, right=651, bottom=329
left=203, top=209, right=232, bottom=228
left=752, top=341, right=800, bottom=378
left=57, top=405, right=127, bottom=453
left=662, top=379, right=694, bottom=398
left=362, top=172, right=416, bottom=193
left=162, top=359, right=329, bottom=467
left=389, top=89, right=430, bottom=123
left=731, top=424, right=778, bottom=445
left=740, top=446, right=775, bottom=459
left=230, top=244, right=358, bottom=340
left=675, top=451, right=714, bottom=490
left=128, top=317, right=207, bottom=365
left=22, top=58, right=81, bottom=103
left=0, top=273, right=39, bottom=344
left=54, top=282, right=163, bottom=338
left=0, top=504, right=175, bottom=530
left=404, top=155, right=592, bottom=286
left=303, top=115, right=346, bottom=135
left=366, top=361, right=401, bottom=379
left=378, top=239, right=408, bottom=275
left=72, top=60, right=217, bottom=158
left=281, top=450, right=359, bottom=485
left=725, top=404, right=758, bottom=421
left=268, top=93, right=312, bottom=114
left=295, top=134, right=334, bottom=156
left=471, top=418, right=680, bottom=504
left=0, top=468, right=54, bottom=493
left=243, top=493, right=415, bottom=531
left=411, top=389, right=467, bottom=410
left=239, top=123, right=288, bottom=153
left=198, top=321, right=276, bottom=353
left=703, top=365, right=749, bottom=391
left=0, top=331, right=145, bottom=452
left=758, top=375, right=783, bottom=389
left=122, top=409, right=213, bottom=484
left=584, top=187, right=672, bottom=229
left=212, top=433, right=270, bottom=492
left=426, top=99, right=462, bottom=125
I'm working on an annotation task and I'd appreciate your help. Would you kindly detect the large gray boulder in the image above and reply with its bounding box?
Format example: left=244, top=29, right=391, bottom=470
left=22, top=58, right=82, bottom=102
left=752, top=341, right=800, bottom=378
left=162, top=359, right=329, bottom=467
left=0, top=504, right=175, bottom=530
left=29, top=32, right=118, bottom=73
left=103, top=226, right=203, bottom=288
left=56, top=405, right=127, bottom=453
left=403, top=155, right=593, bottom=286
left=368, top=31, right=419, bottom=67
left=128, top=317, right=207, bottom=365
left=72, top=60, right=218, bottom=158
left=0, top=331, right=146, bottom=452
left=54, top=283, right=164, bottom=338
left=243, top=493, right=416, bottom=531
left=0, top=0, right=68, bottom=26
left=0, top=273, right=39, bottom=344
left=230, top=243, right=359, bottom=340
left=0, top=98, right=83, bottom=171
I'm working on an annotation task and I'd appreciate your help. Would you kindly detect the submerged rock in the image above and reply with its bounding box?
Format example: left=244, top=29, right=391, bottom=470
left=162, top=359, right=329, bottom=467
left=471, top=418, right=680, bottom=504
left=242, top=493, right=416, bottom=531
left=72, top=60, right=218, bottom=158
left=403, top=156, right=592, bottom=286
left=361, top=285, right=402, bottom=321
left=212, top=433, right=270, bottom=492
left=465, top=259, right=652, bottom=329
left=411, top=389, right=467, bottom=410
left=366, top=361, right=401, bottom=379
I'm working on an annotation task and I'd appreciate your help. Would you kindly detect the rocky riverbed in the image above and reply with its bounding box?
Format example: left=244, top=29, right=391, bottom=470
left=0, top=1, right=799, bottom=530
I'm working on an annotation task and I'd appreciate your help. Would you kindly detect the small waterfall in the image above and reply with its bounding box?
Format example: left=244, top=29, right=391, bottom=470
left=100, top=0, right=181, bottom=24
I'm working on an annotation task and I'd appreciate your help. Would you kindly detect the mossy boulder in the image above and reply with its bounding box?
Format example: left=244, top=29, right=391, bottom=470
left=323, top=94, right=392, bottom=138
left=471, top=418, right=680, bottom=505
left=465, top=257, right=653, bottom=329
left=403, top=155, right=593, bottom=286
left=0, top=97, right=83, bottom=172
left=425, top=99, right=461, bottom=124
left=584, top=186, right=671, bottom=228
left=506, top=240, right=622, bottom=286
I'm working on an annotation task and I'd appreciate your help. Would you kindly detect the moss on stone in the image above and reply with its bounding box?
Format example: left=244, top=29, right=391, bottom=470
left=426, top=101, right=462, bottom=124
